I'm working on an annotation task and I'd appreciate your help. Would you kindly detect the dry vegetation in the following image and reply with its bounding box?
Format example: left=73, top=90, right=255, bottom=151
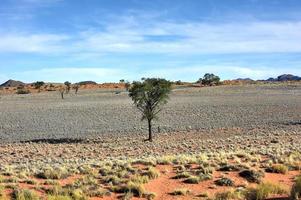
left=0, top=83, right=300, bottom=199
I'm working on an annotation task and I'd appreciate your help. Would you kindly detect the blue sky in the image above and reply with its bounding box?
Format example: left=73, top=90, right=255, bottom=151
left=0, top=0, right=301, bottom=83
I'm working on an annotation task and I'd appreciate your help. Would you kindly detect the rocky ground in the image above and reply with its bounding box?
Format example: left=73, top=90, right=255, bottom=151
left=0, top=83, right=300, bottom=199
left=0, top=83, right=300, bottom=143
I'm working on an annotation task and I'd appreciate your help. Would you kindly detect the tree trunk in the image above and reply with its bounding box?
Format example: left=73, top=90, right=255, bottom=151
left=148, top=119, right=152, bottom=142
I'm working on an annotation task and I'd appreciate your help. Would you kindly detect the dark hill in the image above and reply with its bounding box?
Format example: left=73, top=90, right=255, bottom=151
left=0, top=79, right=25, bottom=87
left=77, top=81, right=97, bottom=85
left=277, top=74, right=301, bottom=81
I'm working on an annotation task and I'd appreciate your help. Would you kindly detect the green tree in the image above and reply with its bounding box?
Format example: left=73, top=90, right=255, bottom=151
left=34, top=81, right=45, bottom=92
left=129, top=78, right=172, bottom=142
left=64, top=81, right=71, bottom=93
left=198, top=73, right=220, bottom=86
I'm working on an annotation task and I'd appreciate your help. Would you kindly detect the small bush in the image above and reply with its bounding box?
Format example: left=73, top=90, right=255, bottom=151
left=215, top=177, right=234, bottom=186
left=143, top=192, right=156, bottom=200
left=16, top=89, right=30, bottom=94
left=36, top=167, right=70, bottom=179
left=47, top=195, right=72, bottom=200
left=173, top=171, right=190, bottom=179
left=13, top=189, right=39, bottom=200
left=170, top=188, right=191, bottom=196
left=126, top=181, right=145, bottom=197
left=131, top=175, right=149, bottom=184
left=70, top=189, right=87, bottom=200
left=245, top=182, right=288, bottom=200
left=23, top=179, right=37, bottom=185
left=111, top=181, right=145, bottom=197
left=239, top=169, right=264, bottom=183
left=265, top=164, right=288, bottom=174
left=183, top=175, right=200, bottom=184
left=291, top=176, right=301, bottom=200
left=214, top=189, right=244, bottom=200
left=0, top=186, right=7, bottom=200
left=143, top=167, right=160, bottom=179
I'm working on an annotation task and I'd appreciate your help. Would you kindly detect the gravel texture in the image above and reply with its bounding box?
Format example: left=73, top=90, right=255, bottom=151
left=0, top=84, right=300, bottom=143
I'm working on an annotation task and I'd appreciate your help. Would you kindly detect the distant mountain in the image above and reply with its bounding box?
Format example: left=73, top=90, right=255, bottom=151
left=265, top=74, right=301, bottom=82
left=277, top=74, right=301, bottom=81
left=77, top=81, right=97, bottom=85
left=0, top=79, right=25, bottom=87
left=235, top=78, right=254, bottom=81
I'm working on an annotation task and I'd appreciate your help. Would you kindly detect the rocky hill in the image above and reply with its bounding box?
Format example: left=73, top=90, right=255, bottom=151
left=267, top=74, right=301, bottom=82
left=0, top=79, right=25, bottom=87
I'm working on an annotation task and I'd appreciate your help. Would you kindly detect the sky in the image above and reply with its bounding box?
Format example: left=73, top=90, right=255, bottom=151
left=0, top=0, right=301, bottom=83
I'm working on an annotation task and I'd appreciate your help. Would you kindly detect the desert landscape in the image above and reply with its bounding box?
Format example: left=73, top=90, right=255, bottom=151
left=0, top=82, right=300, bottom=200
left=1, top=0, right=301, bottom=199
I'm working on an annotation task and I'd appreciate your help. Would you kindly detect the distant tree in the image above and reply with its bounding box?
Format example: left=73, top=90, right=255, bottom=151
left=73, top=84, right=79, bottom=94
left=198, top=73, right=220, bottom=86
left=129, top=78, right=172, bottom=142
left=59, top=87, right=65, bottom=99
left=119, top=79, right=125, bottom=83
left=125, top=81, right=131, bottom=91
left=34, top=81, right=45, bottom=92
left=64, top=81, right=71, bottom=93
left=175, top=80, right=183, bottom=85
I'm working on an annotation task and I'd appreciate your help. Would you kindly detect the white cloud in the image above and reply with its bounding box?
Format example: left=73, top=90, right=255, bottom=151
left=1, top=16, right=301, bottom=54
left=0, top=34, right=68, bottom=53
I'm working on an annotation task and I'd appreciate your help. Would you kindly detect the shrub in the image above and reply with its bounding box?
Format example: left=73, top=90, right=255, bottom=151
left=131, top=175, right=149, bottom=184
left=70, top=189, right=87, bottom=200
left=36, top=167, right=70, bottom=179
left=183, top=175, right=200, bottom=184
left=197, top=73, right=220, bottom=86
left=111, top=181, right=145, bottom=197
left=170, top=188, right=191, bottom=196
left=214, top=189, right=244, bottom=200
left=16, top=89, right=30, bottom=94
left=13, top=189, right=39, bottom=200
left=143, top=192, right=156, bottom=200
left=173, top=171, right=190, bottom=179
left=143, top=167, right=160, bottom=179
left=265, top=164, right=288, bottom=174
left=125, top=181, right=145, bottom=197
left=33, top=81, right=45, bottom=90
left=245, top=182, right=288, bottom=200
left=291, top=176, right=301, bottom=200
left=239, top=169, right=264, bottom=183
left=215, top=177, right=234, bottom=186
left=0, top=186, right=7, bottom=200
left=23, top=179, right=37, bottom=185
left=47, top=195, right=72, bottom=200
left=219, top=164, right=241, bottom=172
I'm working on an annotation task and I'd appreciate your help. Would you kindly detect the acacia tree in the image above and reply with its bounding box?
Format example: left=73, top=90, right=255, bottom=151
left=34, top=81, right=45, bottom=92
left=129, top=78, right=172, bottom=142
left=198, top=73, right=220, bottom=86
left=64, top=81, right=71, bottom=93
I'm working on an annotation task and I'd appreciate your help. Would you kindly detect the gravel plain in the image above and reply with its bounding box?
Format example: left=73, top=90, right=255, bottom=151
left=0, top=84, right=300, bottom=143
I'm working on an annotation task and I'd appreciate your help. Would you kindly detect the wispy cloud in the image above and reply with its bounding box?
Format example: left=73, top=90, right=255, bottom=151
left=1, top=16, right=301, bottom=55
left=0, top=33, right=68, bottom=53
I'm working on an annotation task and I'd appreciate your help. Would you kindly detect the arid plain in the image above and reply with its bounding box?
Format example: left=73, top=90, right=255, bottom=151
left=0, top=83, right=301, bottom=200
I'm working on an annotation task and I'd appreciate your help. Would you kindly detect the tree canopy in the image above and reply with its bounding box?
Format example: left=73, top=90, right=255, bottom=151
left=128, top=78, right=172, bottom=141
